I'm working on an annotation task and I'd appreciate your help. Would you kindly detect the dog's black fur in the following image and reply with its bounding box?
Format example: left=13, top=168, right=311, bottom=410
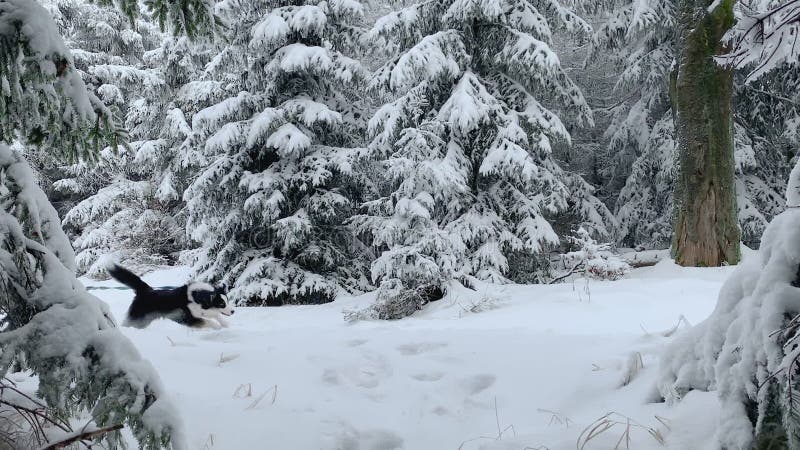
left=107, top=263, right=234, bottom=329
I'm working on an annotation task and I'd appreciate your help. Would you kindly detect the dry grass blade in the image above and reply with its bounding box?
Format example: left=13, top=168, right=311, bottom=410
left=458, top=398, right=518, bottom=448
left=654, top=415, right=671, bottom=431
left=217, top=353, right=240, bottom=366
left=619, top=352, right=644, bottom=387
left=577, top=412, right=665, bottom=450
left=200, top=433, right=215, bottom=450
left=233, top=383, right=252, bottom=398
left=245, top=385, right=278, bottom=410
left=536, top=408, right=573, bottom=427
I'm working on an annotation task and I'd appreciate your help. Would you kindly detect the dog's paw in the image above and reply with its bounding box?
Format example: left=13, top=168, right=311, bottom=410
left=204, top=319, right=223, bottom=330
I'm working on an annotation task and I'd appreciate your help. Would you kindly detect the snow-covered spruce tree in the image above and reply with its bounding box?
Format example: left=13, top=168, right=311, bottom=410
left=614, top=114, right=676, bottom=249
left=57, top=19, right=215, bottom=277
left=568, top=0, right=674, bottom=213
left=349, top=0, right=610, bottom=317
left=659, top=3, right=800, bottom=447
left=185, top=0, right=369, bottom=306
left=734, top=59, right=800, bottom=248
left=0, top=0, right=203, bottom=447
left=44, top=1, right=169, bottom=277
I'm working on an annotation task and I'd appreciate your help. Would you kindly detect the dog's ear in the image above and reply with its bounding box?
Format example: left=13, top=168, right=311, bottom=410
left=191, top=290, right=214, bottom=308
left=216, top=284, right=228, bottom=294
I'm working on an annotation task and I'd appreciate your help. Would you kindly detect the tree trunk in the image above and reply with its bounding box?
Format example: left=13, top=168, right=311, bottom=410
left=671, top=0, right=740, bottom=267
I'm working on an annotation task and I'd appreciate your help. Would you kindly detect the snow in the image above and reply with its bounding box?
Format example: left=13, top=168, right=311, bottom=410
left=387, top=31, right=465, bottom=91
left=786, top=158, right=800, bottom=207
left=82, top=260, right=740, bottom=449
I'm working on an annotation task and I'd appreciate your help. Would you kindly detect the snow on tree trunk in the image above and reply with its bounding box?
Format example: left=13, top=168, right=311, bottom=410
left=670, top=0, right=740, bottom=267
left=0, top=144, right=185, bottom=449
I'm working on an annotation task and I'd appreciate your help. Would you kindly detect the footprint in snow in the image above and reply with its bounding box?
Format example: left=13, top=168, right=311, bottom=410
left=198, top=329, right=238, bottom=343
left=461, top=374, right=496, bottom=395
left=410, top=372, right=444, bottom=382
left=346, top=338, right=368, bottom=347
left=396, top=342, right=447, bottom=355
left=331, top=425, right=403, bottom=450
left=321, top=351, right=392, bottom=389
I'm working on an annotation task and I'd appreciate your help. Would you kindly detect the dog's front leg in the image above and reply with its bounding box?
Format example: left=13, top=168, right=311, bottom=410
left=202, top=318, right=223, bottom=330
left=215, top=315, right=230, bottom=328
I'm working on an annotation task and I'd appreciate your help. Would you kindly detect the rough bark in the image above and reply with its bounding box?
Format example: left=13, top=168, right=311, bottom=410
left=671, top=0, right=741, bottom=267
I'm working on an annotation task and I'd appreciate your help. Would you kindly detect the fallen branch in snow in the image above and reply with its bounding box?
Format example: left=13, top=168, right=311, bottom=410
left=549, top=261, right=584, bottom=284
left=41, top=423, right=124, bottom=449
left=619, top=249, right=668, bottom=268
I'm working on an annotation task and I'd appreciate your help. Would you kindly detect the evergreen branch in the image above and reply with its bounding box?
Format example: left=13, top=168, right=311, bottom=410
left=744, top=85, right=800, bottom=107
left=41, top=423, right=124, bottom=450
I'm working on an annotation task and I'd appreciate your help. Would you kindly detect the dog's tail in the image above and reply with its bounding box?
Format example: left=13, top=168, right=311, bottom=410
left=106, top=262, right=151, bottom=293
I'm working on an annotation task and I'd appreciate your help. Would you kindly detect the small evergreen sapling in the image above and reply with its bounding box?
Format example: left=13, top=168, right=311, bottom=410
left=559, top=227, right=630, bottom=281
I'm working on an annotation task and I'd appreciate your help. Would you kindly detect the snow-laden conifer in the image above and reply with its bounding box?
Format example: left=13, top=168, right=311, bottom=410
left=0, top=0, right=191, bottom=446
left=51, top=4, right=214, bottom=277
left=351, top=0, right=609, bottom=315
left=185, top=0, right=369, bottom=305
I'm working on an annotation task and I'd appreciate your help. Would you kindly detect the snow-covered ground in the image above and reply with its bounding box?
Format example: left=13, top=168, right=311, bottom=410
left=85, top=260, right=734, bottom=450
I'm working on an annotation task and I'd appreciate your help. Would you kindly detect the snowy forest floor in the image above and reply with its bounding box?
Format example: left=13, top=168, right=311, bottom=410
left=80, top=259, right=736, bottom=449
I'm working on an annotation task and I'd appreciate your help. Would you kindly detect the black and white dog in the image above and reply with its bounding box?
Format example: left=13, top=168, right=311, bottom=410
left=106, top=263, right=234, bottom=329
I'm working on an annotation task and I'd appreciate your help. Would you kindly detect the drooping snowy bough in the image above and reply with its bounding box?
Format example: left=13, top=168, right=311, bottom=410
left=658, top=205, right=800, bottom=448
left=660, top=154, right=800, bottom=448
left=0, top=0, right=191, bottom=447
left=0, top=145, right=185, bottom=449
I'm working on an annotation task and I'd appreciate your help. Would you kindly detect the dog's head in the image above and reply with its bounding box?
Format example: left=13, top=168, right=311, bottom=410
left=187, top=283, right=234, bottom=317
